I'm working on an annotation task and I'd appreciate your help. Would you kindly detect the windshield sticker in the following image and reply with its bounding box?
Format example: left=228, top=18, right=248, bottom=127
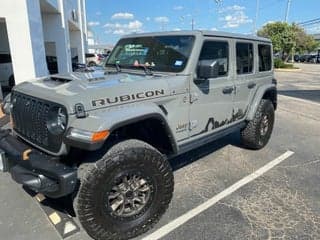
left=174, top=60, right=183, bottom=66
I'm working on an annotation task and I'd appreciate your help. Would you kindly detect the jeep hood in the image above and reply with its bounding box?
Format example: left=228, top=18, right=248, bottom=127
left=13, top=72, right=181, bottom=114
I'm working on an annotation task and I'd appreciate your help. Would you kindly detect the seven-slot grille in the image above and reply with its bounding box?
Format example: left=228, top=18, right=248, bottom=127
left=11, top=91, right=64, bottom=153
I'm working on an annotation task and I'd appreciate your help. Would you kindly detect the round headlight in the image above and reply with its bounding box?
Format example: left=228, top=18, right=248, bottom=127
left=47, top=106, right=68, bottom=135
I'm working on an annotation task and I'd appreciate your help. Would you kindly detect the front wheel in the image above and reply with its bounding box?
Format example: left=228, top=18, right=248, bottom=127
left=76, top=139, right=174, bottom=240
left=241, top=99, right=275, bottom=150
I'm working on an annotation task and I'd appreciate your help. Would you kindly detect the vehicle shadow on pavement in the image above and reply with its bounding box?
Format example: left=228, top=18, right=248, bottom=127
left=278, top=90, right=320, bottom=103
left=23, top=187, right=76, bottom=217
left=18, top=131, right=242, bottom=238
left=169, top=131, right=241, bottom=171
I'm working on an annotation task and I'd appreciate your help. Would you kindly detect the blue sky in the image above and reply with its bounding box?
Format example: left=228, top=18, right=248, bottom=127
left=85, top=0, right=320, bottom=44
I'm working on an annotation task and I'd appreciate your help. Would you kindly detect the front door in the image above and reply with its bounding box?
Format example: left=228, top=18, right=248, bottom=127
left=188, top=39, right=235, bottom=139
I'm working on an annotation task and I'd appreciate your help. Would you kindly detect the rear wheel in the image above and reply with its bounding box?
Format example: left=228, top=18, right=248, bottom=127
left=76, top=139, right=174, bottom=240
left=241, top=99, right=275, bottom=150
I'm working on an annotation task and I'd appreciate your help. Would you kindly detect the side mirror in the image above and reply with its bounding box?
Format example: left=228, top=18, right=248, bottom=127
left=197, top=60, right=219, bottom=79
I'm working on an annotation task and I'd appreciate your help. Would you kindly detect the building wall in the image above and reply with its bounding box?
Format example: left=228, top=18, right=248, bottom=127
left=0, top=0, right=48, bottom=83
left=0, top=0, right=87, bottom=86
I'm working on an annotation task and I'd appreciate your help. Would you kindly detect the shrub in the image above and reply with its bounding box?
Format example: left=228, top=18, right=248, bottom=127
left=274, top=58, right=285, bottom=68
left=274, top=58, right=296, bottom=69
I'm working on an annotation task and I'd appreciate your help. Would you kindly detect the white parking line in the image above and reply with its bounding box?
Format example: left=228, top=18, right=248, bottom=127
left=142, top=150, right=295, bottom=240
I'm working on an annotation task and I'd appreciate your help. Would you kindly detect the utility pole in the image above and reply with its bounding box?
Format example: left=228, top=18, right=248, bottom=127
left=191, top=18, right=194, bottom=30
left=254, top=0, right=260, bottom=34
left=285, top=0, right=292, bottom=22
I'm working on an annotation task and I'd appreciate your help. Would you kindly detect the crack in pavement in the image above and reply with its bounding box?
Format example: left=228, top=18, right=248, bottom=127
left=279, top=158, right=320, bottom=169
left=222, top=173, right=320, bottom=240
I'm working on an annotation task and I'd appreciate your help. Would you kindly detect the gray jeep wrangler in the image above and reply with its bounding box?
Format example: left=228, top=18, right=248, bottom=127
left=0, top=31, right=276, bottom=240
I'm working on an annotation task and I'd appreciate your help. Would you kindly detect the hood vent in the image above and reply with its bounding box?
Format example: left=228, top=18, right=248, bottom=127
left=45, top=77, right=72, bottom=84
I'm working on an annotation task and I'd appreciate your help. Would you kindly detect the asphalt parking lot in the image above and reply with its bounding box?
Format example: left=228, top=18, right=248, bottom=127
left=0, top=63, right=320, bottom=240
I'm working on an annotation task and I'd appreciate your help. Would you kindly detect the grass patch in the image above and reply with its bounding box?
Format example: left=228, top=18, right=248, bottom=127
left=274, top=59, right=299, bottom=69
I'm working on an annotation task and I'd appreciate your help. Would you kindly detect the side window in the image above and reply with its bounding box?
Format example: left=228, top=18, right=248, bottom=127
left=199, top=41, right=229, bottom=77
left=236, top=42, right=253, bottom=74
left=258, top=44, right=272, bottom=72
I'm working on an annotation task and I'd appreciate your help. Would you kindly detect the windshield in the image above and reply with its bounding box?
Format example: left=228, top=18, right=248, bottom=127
left=106, top=35, right=195, bottom=73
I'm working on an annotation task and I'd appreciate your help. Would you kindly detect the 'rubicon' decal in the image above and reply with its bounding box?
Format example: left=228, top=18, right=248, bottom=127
left=92, top=89, right=165, bottom=107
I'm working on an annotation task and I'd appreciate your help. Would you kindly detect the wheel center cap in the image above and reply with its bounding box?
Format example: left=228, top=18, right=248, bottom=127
left=125, top=190, right=134, bottom=199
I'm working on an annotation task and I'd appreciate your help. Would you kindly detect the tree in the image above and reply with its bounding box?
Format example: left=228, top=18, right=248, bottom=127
left=258, top=22, right=319, bottom=60
left=292, top=24, right=319, bottom=54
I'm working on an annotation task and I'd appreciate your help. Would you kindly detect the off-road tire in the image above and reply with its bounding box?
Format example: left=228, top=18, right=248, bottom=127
left=76, top=139, right=174, bottom=240
left=241, top=99, right=274, bottom=150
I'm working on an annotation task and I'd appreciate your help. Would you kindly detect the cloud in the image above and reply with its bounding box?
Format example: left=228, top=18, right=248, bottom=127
left=218, top=5, right=252, bottom=28
left=88, top=21, right=100, bottom=27
left=263, top=21, right=275, bottom=26
left=306, top=24, right=320, bottom=34
left=111, top=12, right=134, bottom=20
left=218, top=5, right=245, bottom=13
left=173, top=28, right=182, bottom=31
left=96, top=11, right=102, bottom=16
left=154, top=16, right=169, bottom=24
left=104, top=20, right=143, bottom=35
left=146, top=17, right=151, bottom=21
left=173, top=6, right=184, bottom=11
left=211, top=27, right=218, bottom=31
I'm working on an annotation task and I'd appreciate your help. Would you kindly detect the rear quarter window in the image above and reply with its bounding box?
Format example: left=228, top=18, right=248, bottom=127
left=258, top=44, right=272, bottom=72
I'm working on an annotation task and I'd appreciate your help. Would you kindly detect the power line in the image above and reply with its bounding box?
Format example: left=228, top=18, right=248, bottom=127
left=298, top=18, right=320, bottom=26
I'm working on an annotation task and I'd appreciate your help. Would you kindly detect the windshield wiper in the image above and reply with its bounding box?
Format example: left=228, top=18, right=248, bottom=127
left=131, top=65, right=154, bottom=76
left=105, top=63, right=121, bottom=74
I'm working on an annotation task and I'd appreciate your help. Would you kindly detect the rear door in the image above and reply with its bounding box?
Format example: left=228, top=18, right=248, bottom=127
left=233, top=41, right=273, bottom=121
left=232, top=41, right=257, bottom=120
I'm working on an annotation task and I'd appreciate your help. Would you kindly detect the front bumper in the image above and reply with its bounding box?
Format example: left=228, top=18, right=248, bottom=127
left=0, top=129, right=77, bottom=198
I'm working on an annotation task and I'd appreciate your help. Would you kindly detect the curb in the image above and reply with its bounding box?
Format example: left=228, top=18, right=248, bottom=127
left=274, top=68, right=302, bottom=72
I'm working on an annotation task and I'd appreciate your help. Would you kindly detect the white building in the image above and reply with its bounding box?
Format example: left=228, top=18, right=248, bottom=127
left=0, top=0, right=87, bottom=89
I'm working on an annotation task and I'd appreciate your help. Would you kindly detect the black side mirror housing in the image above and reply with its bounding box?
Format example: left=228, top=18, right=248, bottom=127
left=198, top=60, right=219, bottom=79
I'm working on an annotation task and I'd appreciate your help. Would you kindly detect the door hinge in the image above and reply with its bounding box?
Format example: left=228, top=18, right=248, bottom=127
left=233, top=85, right=237, bottom=94
left=190, top=92, right=199, bottom=103
left=189, top=120, right=198, bottom=130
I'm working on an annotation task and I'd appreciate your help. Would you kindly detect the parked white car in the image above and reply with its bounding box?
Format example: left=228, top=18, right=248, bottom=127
left=85, top=53, right=103, bottom=66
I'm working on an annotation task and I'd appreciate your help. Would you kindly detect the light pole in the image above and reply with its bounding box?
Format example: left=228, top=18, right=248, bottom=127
left=254, top=0, right=260, bottom=34
left=285, top=0, right=292, bottom=22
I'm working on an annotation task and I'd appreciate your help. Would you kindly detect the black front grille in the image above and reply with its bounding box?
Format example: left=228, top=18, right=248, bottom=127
left=11, top=91, right=64, bottom=153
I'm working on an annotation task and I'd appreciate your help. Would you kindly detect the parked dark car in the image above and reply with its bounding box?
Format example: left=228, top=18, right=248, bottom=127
left=46, top=56, right=87, bottom=74
left=0, top=53, right=15, bottom=88
left=307, top=55, right=320, bottom=63
left=299, top=55, right=308, bottom=62
left=46, top=56, right=58, bottom=74
left=294, top=55, right=300, bottom=62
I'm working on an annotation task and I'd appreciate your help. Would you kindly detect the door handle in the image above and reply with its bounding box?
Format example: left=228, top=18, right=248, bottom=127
left=248, top=82, right=256, bottom=89
left=222, top=86, right=234, bottom=94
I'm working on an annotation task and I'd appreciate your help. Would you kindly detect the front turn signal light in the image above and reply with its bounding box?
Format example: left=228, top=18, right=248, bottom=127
left=91, top=130, right=110, bottom=142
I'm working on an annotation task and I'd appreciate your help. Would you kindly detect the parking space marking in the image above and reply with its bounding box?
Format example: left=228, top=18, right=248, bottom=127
left=142, top=150, right=295, bottom=240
